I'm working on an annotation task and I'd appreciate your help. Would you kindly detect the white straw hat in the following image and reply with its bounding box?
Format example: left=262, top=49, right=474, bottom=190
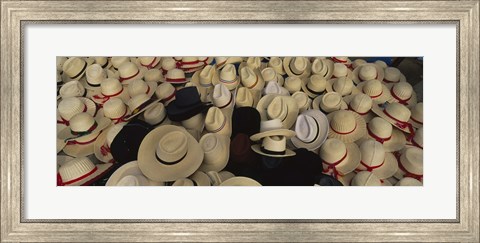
left=331, top=57, right=352, bottom=68
left=102, top=97, right=130, bottom=124
left=382, top=67, right=406, bottom=84
left=58, top=156, right=113, bottom=186
left=111, top=57, right=130, bottom=70
left=245, top=57, right=265, bottom=70
left=355, top=79, right=392, bottom=104
left=251, top=135, right=296, bottom=158
left=351, top=59, right=367, bottom=69
left=291, top=109, right=329, bottom=151
left=261, top=67, right=284, bottom=86
left=311, top=58, right=334, bottom=80
left=143, top=101, right=169, bottom=126
left=205, top=107, right=232, bottom=137
left=138, top=57, right=161, bottom=70
left=409, top=102, right=423, bottom=128
left=59, top=80, right=89, bottom=99
left=360, top=117, right=406, bottom=152
left=395, top=177, right=423, bottom=186
left=83, top=64, right=106, bottom=90
left=406, top=127, right=423, bottom=149
left=250, top=119, right=296, bottom=141
left=268, top=57, right=286, bottom=75
left=92, top=78, right=130, bottom=105
left=291, top=91, right=311, bottom=113
left=263, top=81, right=289, bottom=96
left=57, top=97, right=97, bottom=124
left=326, top=77, right=357, bottom=96
left=355, top=140, right=398, bottom=179
left=371, top=102, right=414, bottom=135
left=220, top=176, right=262, bottom=186
left=284, top=76, right=303, bottom=94
left=235, top=87, right=257, bottom=108
left=198, top=133, right=230, bottom=172
left=301, top=74, right=327, bottom=98
left=118, top=62, right=145, bottom=85
left=125, top=94, right=159, bottom=120
left=57, top=56, right=68, bottom=72
left=94, top=123, right=124, bottom=163
left=191, top=64, right=219, bottom=89
left=283, top=57, right=311, bottom=79
left=326, top=110, right=367, bottom=143
left=216, top=64, right=240, bottom=91
left=319, top=138, right=361, bottom=178
left=215, top=57, right=244, bottom=69
left=256, top=95, right=299, bottom=129
left=240, top=66, right=265, bottom=90
left=331, top=63, right=352, bottom=79
left=374, top=60, right=388, bottom=69
left=94, top=57, right=112, bottom=69
left=62, top=57, right=88, bottom=81
left=388, top=81, right=417, bottom=108
left=106, top=161, right=165, bottom=186
left=350, top=171, right=382, bottom=186
left=144, top=69, right=163, bottom=83
left=127, top=79, right=157, bottom=98
left=343, top=93, right=375, bottom=122
left=155, top=82, right=176, bottom=106
left=187, top=171, right=212, bottom=186
left=352, top=63, right=385, bottom=84
left=212, top=83, right=234, bottom=113
left=57, top=155, right=73, bottom=170
left=165, top=68, right=187, bottom=84
left=206, top=171, right=235, bottom=186
left=311, top=92, right=348, bottom=114
left=393, top=147, right=423, bottom=181
left=137, top=125, right=204, bottom=182
left=159, top=57, right=177, bottom=75
left=58, top=112, right=111, bottom=141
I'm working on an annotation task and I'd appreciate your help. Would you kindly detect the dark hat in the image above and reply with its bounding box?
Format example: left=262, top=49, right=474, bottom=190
left=166, top=86, right=211, bottom=122
left=225, top=133, right=261, bottom=175
left=231, top=107, right=261, bottom=138
left=110, top=118, right=155, bottom=165
left=314, top=174, right=344, bottom=186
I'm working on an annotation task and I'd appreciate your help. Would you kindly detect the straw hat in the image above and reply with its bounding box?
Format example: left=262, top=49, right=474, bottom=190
left=57, top=56, right=68, bottom=72
left=355, top=79, right=392, bottom=104
left=206, top=171, right=235, bottom=186
left=198, top=133, right=230, bottom=172
left=326, top=110, right=367, bottom=143
left=94, top=57, right=111, bottom=69
left=144, top=69, right=163, bottom=83
left=393, top=147, right=423, bottom=181
left=256, top=95, right=299, bottom=129
left=311, top=58, right=334, bottom=80
left=409, top=102, right=423, bottom=128
left=406, top=127, right=423, bottom=149
left=284, top=76, right=303, bottom=94
left=62, top=57, right=88, bottom=81
left=220, top=176, right=262, bottom=186
left=343, top=93, right=375, bottom=122
left=326, top=77, right=357, bottom=96
left=163, top=68, right=186, bottom=84
left=57, top=155, right=73, bottom=170
left=191, top=64, right=220, bottom=89
left=205, top=107, right=232, bottom=137
left=212, top=83, right=234, bottom=114
left=82, top=64, right=106, bottom=90
left=239, top=66, right=265, bottom=91
left=331, top=57, right=352, bottom=68
left=187, top=171, right=213, bottom=186
left=250, top=119, right=296, bottom=141
left=57, top=138, right=66, bottom=154
left=301, top=74, right=327, bottom=98
left=350, top=171, right=382, bottom=186
left=388, top=81, right=417, bottom=108
left=214, top=57, right=243, bottom=69
left=137, top=125, right=203, bottom=182
left=127, top=79, right=157, bottom=98
left=103, top=98, right=130, bottom=124
left=331, top=63, right=352, bottom=79
left=235, top=87, right=260, bottom=108
left=263, top=81, right=289, bottom=96
left=268, top=57, right=286, bottom=75
left=352, top=59, right=367, bottom=69
left=291, top=109, right=329, bottom=151
left=155, top=82, right=176, bottom=106
left=371, top=102, right=414, bottom=134
left=181, top=113, right=205, bottom=132
left=59, top=81, right=89, bottom=100
left=57, top=97, right=97, bottom=124
left=382, top=67, right=406, bottom=84
left=106, top=161, right=164, bottom=186
left=319, top=138, right=361, bottom=178
left=58, top=111, right=111, bottom=141
left=291, top=91, right=311, bottom=113
left=160, top=57, right=177, bottom=75
left=118, top=62, right=145, bottom=85
left=57, top=156, right=113, bottom=186
left=395, top=177, right=423, bottom=186
left=92, top=78, right=130, bottom=105
left=251, top=135, right=296, bottom=158
left=283, top=57, right=311, bottom=79
left=360, top=117, right=406, bottom=152
left=125, top=94, right=159, bottom=120
left=261, top=67, right=284, bottom=86
left=166, top=86, right=211, bottom=122
left=216, top=64, right=240, bottom=91
left=245, top=57, right=265, bottom=70
left=138, top=57, right=161, bottom=70
left=142, top=102, right=170, bottom=127
left=375, top=60, right=388, bottom=69
left=352, top=63, right=385, bottom=84
left=111, top=57, right=130, bottom=70
left=355, top=140, right=398, bottom=179
left=311, top=92, right=348, bottom=114
left=94, top=124, right=124, bottom=163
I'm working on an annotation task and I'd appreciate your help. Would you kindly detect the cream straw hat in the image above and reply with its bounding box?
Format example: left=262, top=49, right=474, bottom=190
left=263, top=81, right=289, bottom=96
left=371, top=102, right=414, bottom=135
left=283, top=57, right=311, bottom=79
left=251, top=135, right=296, bottom=158
left=220, top=176, right=262, bottom=186
left=395, top=177, right=423, bottom=186
left=206, top=171, right=235, bottom=186
left=138, top=57, right=161, bottom=70
left=186, top=171, right=212, bottom=186
left=58, top=112, right=111, bottom=141
left=360, top=117, right=406, bottom=152
left=160, top=57, right=176, bottom=75
left=393, top=147, right=423, bottom=181
left=57, top=97, right=97, bottom=124
left=352, top=63, right=385, bottom=84
left=382, top=67, right=406, bottom=84
left=58, top=156, right=113, bottom=186
left=118, top=62, right=146, bottom=85
left=235, top=87, right=258, bottom=108
left=352, top=59, right=367, bottom=69
left=102, top=98, right=130, bottom=124
left=406, top=127, right=423, bottom=149
left=261, top=67, right=284, bottom=86
left=198, top=133, right=230, bottom=172
left=212, top=83, right=234, bottom=115
left=94, top=124, right=124, bottom=163
left=57, top=138, right=66, bottom=154
left=62, top=57, right=88, bottom=81
left=205, top=107, right=232, bottom=137
left=331, top=63, right=352, bottom=79
left=191, top=65, right=219, bottom=97
left=291, top=109, right=329, bottom=151
left=240, top=66, right=265, bottom=90
left=127, top=79, right=157, bottom=98
left=326, top=76, right=358, bottom=96
left=92, top=78, right=130, bottom=105
left=143, top=102, right=170, bottom=127
left=111, top=57, right=130, bottom=70
left=57, top=155, right=73, bottom=169
left=216, top=64, right=240, bottom=91
left=57, top=56, right=68, bottom=72
left=268, top=57, right=286, bottom=75
left=355, top=79, right=392, bottom=104
left=331, top=57, right=352, bottom=68
left=94, top=57, right=112, bottom=69
left=59, top=81, right=88, bottom=99
left=155, top=82, right=176, bottom=106
left=375, top=60, right=388, bottom=69
left=351, top=171, right=382, bottom=186
left=343, top=93, right=375, bottom=122
left=215, top=57, right=244, bottom=69
left=284, top=76, right=303, bottom=94
left=409, top=102, right=423, bottom=128
left=311, top=58, right=334, bottom=80
left=83, top=64, right=106, bottom=90
left=326, top=110, right=367, bottom=143
left=388, top=81, right=417, bottom=108
left=165, top=68, right=187, bottom=84
left=301, top=74, right=327, bottom=98
left=125, top=94, right=159, bottom=120
left=181, top=113, right=205, bottom=133
left=311, top=92, right=348, bottom=114
left=291, top=91, right=311, bottom=113
left=319, top=138, right=361, bottom=178
left=250, top=119, right=296, bottom=141
left=144, top=69, right=163, bottom=83
left=106, top=161, right=165, bottom=186
left=355, top=140, right=398, bottom=179
left=256, top=95, right=299, bottom=129
left=245, top=57, right=264, bottom=70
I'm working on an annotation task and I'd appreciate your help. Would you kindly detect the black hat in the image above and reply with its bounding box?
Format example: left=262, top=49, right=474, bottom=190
left=315, top=174, right=344, bottom=186
left=231, top=107, right=261, bottom=138
left=110, top=119, right=155, bottom=165
left=166, top=87, right=211, bottom=122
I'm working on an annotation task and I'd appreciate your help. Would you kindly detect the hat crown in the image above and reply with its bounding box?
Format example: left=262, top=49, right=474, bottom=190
left=144, top=69, right=162, bottom=83
left=166, top=68, right=185, bottom=80
left=308, top=75, right=327, bottom=91
left=292, top=92, right=309, bottom=108
left=319, top=138, right=347, bottom=163
left=236, top=87, right=253, bottom=107
left=118, top=62, right=139, bottom=78
left=156, top=131, right=188, bottom=164
left=205, top=107, right=226, bottom=132
left=384, top=67, right=401, bottom=82
left=411, top=102, right=423, bottom=122
left=58, top=97, right=86, bottom=120
left=212, top=83, right=231, bottom=107
left=262, top=135, right=287, bottom=152
left=201, top=133, right=223, bottom=155
left=350, top=93, right=372, bottom=113
left=352, top=59, right=367, bottom=69
left=139, top=57, right=158, bottom=65
left=128, top=79, right=149, bottom=97
left=100, top=78, right=123, bottom=95
left=352, top=171, right=382, bottom=186
left=333, top=63, right=348, bottom=77
left=392, top=82, right=413, bottom=100
left=290, top=57, right=307, bottom=74
left=175, top=87, right=201, bottom=107
left=144, top=103, right=166, bottom=124
left=269, top=57, right=282, bottom=67
left=106, top=124, right=123, bottom=146
left=155, top=82, right=175, bottom=100
left=330, top=110, right=357, bottom=134
left=320, top=92, right=342, bottom=111
left=63, top=57, right=86, bottom=78
left=267, top=97, right=288, bottom=121
left=240, top=66, right=257, bottom=85
left=60, top=81, right=85, bottom=99
left=247, top=57, right=261, bottom=69
left=311, top=59, right=325, bottom=74
left=332, top=77, right=354, bottom=95
left=295, top=114, right=318, bottom=142
left=360, top=140, right=385, bottom=166
left=362, top=79, right=383, bottom=97
left=69, top=112, right=96, bottom=132
left=401, top=147, right=423, bottom=174
left=285, top=77, right=302, bottom=92
left=264, top=81, right=287, bottom=95
left=259, top=119, right=283, bottom=132
left=111, top=57, right=129, bottom=68
left=95, top=57, right=108, bottom=66
left=199, top=65, right=215, bottom=84
left=261, top=68, right=277, bottom=82
left=359, top=64, right=378, bottom=81
left=385, top=103, right=411, bottom=122
left=161, top=58, right=176, bottom=70
left=220, top=64, right=237, bottom=81
left=116, top=174, right=149, bottom=186
left=368, top=117, right=393, bottom=138
left=59, top=157, right=96, bottom=183
left=128, top=94, right=150, bottom=111
left=103, top=98, right=127, bottom=119
left=86, top=64, right=106, bottom=84
left=413, top=127, right=423, bottom=147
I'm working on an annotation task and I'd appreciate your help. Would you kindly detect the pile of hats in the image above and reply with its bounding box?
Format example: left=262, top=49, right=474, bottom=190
left=56, top=56, right=423, bottom=186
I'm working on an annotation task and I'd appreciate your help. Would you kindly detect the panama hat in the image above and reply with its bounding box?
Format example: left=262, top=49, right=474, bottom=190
left=352, top=63, right=385, bottom=84
left=240, top=66, right=265, bottom=90
left=215, top=64, right=240, bottom=91
left=215, top=57, right=244, bottom=69
left=102, top=97, right=130, bottom=124
left=155, top=82, right=176, bottom=106
left=311, top=58, right=334, bottom=80
left=232, top=107, right=261, bottom=138
left=235, top=87, right=260, bottom=108
left=198, top=133, right=230, bottom=172
left=164, top=68, right=187, bottom=84
left=409, top=102, right=423, bottom=128
left=261, top=67, right=284, bottom=86
left=244, top=57, right=265, bottom=70
left=291, top=91, right=311, bottom=113
left=59, top=80, right=89, bottom=100
left=117, top=62, right=146, bottom=85
left=263, top=81, right=289, bottom=96
left=331, top=57, right=352, bottom=68
left=181, top=113, right=205, bottom=132
left=250, top=119, right=296, bottom=141
left=352, top=59, right=367, bottom=69
left=138, top=57, right=161, bottom=70
left=319, top=138, right=361, bottom=178
left=94, top=57, right=112, bottom=69
left=106, top=161, right=163, bottom=186
left=355, top=140, right=398, bottom=179
left=110, top=57, right=130, bottom=71
left=212, top=83, right=234, bottom=116
left=92, top=78, right=130, bottom=105
left=57, top=155, right=74, bottom=169
left=395, top=177, right=423, bottom=186
left=343, top=93, right=375, bottom=122
left=326, top=77, right=358, bottom=96
left=311, top=92, right=348, bottom=114
left=191, top=64, right=219, bottom=88
left=406, top=127, right=423, bottom=149
left=301, top=75, right=327, bottom=98
left=251, top=135, right=296, bottom=158
left=159, top=57, right=176, bottom=75
left=206, top=171, right=235, bottom=186
left=205, top=107, right=232, bottom=137
left=375, top=60, right=388, bottom=69
left=82, top=64, right=106, bottom=90
left=388, top=81, right=418, bottom=108
left=187, top=171, right=213, bottom=186
left=143, top=102, right=170, bottom=127
left=350, top=171, right=382, bottom=186
left=256, top=95, right=299, bottom=129
left=58, top=110, right=111, bottom=141
left=220, top=176, right=262, bottom=186
left=125, top=94, right=159, bottom=120
left=144, top=69, right=163, bottom=83
left=283, top=57, right=311, bottom=79
left=284, top=76, right=303, bottom=94
left=382, top=67, right=406, bottom=84
left=127, top=79, right=157, bottom=98
left=94, top=124, right=124, bottom=163
left=393, top=147, right=423, bottom=181
left=57, top=97, right=98, bottom=126
left=62, top=57, right=88, bottom=81
left=57, top=56, right=68, bottom=72
left=291, top=110, right=329, bottom=151
left=371, top=102, right=414, bottom=135
left=268, top=57, right=286, bottom=75
left=57, top=156, right=113, bottom=186
left=326, top=110, right=367, bottom=143
left=137, top=125, right=204, bottom=182
left=355, top=79, right=392, bottom=104
left=360, top=117, right=406, bottom=152
left=166, top=86, right=211, bottom=122
left=331, top=63, right=353, bottom=79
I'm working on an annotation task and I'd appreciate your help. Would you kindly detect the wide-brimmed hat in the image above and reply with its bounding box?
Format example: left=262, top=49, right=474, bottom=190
left=138, top=57, right=161, bottom=70
left=311, top=92, right=348, bottom=114
left=215, top=57, right=244, bottom=69
left=106, top=161, right=164, bottom=186
left=263, top=81, right=289, bottom=96
left=360, top=117, right=406, bottom=152
left=155, top=82, right=176, bottom=106
left=311, top=58, right=334, bottom=80
left=352, top=59, right=367, bottom=69
left=57, top=97, right=98, bottom=126
left=181, top=113, right=205, bottom=132
left=144, top=69, right=163, bottom=83
left=205, top=107, right=232, bottom=137
left=409, top=102, right=423, bottom=128
left=371, top=102, right=414, bottom=135
left=232, top=107, right=261, bottom=138
left=240, top=66, right=265, bottom=90
left=291, top=91, right=311, bottom=113
left=188, top=171, right=213, bottom=186
left=256, top=95, right=299, bottom=129
left=191, top=65, right=219, bottom=101
left=93, top=123, right=124, bottom=163
left=127, top=79, right=157, bottom=98
left=118, top=62, right=146, bottom=85
left=343, top=93, right=375, bottom=122
left=244, top=57, right=265, bottom=71
left=350, top=171, right=382, bottom=186
left=137, top=125, right=204, bottom=182
left=164, top=68, right=187, bottom=84
left=166, top=86, right=211, bottom=122
left=395, top=177, right=423, bottom=186
left=261, top=67, right=284, bottom=86
left=319, top=138, right=361, bottom=178
left=59, top=80, right=89, bottom=100
left=57, top=137, right=66, bottom=154
left=406, top=127, right=423, bottom=149
left=94, top=57, right=112, bottom=69
left=57, top=156, right=113, bottom=186
left=388, top=81, right=417, bottom=108
left=111, top=57, right=130, bottom=70
left=268, top=57, right=286, bottom=75
left=250, top=119, right=296, bottom=141
left=92, top=78, right=130, bottom=105
left=220, top=176, right=262, bottom=186
left=235, top=87, right=261, bottom=108
left=58, top=112, right=111, bottom=141
left=108, top=119, right=154, bottom=165
left=251, top=134, right=296, bottom=158
left=301, top=74, right=327, bottom=99
left=375, top=60, right=388, bottom=69
left=331, top=57, right=352, bottom=69
left=326, top=77, right=358, bottom=96
left=393, top=147, right=423, bottom=181
left=56, top=56, right=68, bottom=72
left=326, top=110, right=367, bottom=143
left=291, top=109, right=329, bottom=151
left=212, top=83, right=234, bottom=115
left=382, top=67, right=406, bottom=85
left=352, top=63, right=385, bottom=84
left=284, top=76, right=303, bottom=94
left=125, top=94, right=159, bottom=120
left=283, top=57, right=311, bottom=79
left=62, top=57, right=88, bottom=81
left=159, top=57, right=176, bottom=75
left=198, top=133, right=230, bottom=172
left=103, top=98, right=130, bottom=124
left=355, top=140, right=398, bottom=179
left=215, top=64, right=240, bottom=91
left=82, top=64, right=106, bottom=90
left=331, top=63, right=353, bottom=79
left=355, top=79, right=392, bottom=104
left=143, top=102, right=170, bottom=127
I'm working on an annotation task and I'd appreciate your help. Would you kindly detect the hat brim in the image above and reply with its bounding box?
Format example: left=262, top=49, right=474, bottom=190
left=58, top=116, right=112, bottom=141
left=352, top=63, right=385, bottom=84
left=312, top=94, right=348, bottom=113
left=371, top=152, right=399, bottom=179
left=388, top=91, right=418, bottom=109
left=256, top=95, right=299, bottom=129
left=220, top=176, right=262, bottom=186
left=250, top=129, right=296, bottom=141
left=251, top=144, right=296, bottom=158
left=57, top=155, right=74, bottom=170
left=325, top=78, right=359, bottom=97
left=327, top=111, right=367, bottom=143
left=125, top=98, right=161, bottom=121
left=355, top=81, right=392, bottom=104
left=93, top=125, right=115, bottom=163
left=106, top=161, right=164, bottom=186
left=63, top=163, right=114, bottom=186
left=62, top=132, right=102, bottom=157
left=92, top=87, right=130, bottom=105
left=371, top=104, right=412, bottom=133
left=409, top=118, right=423, bottom=129
left=189, top=171, right=212, bottom=186
left=323, top=142, right=361, bottom=176
left=290, top=110, right=329, bottom=151
left=137, top=125, right=204, bottom=182
left=383, top=73, right=407, bottom=87
left=283, top=57, right=312, bottom=80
